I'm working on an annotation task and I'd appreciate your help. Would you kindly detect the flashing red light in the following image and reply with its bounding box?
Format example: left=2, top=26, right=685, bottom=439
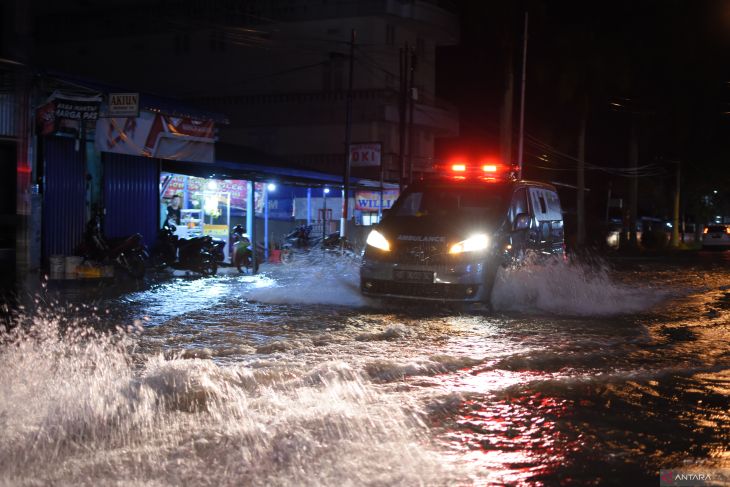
left=433, top=159, right=518, bottom=181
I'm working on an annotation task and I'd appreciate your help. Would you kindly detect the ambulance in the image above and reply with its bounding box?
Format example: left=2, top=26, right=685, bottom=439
left=360, top=162, right=565, bottom=304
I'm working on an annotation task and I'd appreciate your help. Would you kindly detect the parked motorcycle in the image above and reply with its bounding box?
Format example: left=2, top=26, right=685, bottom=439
left=279, top=224, right=314, bottom=263
left=279, top=225, right=356, bottom=264
left=231, top=225, right=259, bottom=273
left=152, top=224, right=218, bottom=276
left=209, top=238, right=226, bottom=264
left=76, top=213, right=147, bottom=278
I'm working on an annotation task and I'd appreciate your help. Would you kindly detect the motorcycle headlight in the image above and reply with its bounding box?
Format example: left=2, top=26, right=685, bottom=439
left=449, top=234, right=489, bottom=254
left=366, top=229, right=391, bottom=252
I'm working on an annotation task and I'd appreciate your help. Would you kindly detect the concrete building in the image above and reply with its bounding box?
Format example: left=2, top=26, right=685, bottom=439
left=34, top=0, right=460, bottom=180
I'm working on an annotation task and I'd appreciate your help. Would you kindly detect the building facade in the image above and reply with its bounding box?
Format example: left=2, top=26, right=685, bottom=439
left=34, top=0, right=460, bottom=180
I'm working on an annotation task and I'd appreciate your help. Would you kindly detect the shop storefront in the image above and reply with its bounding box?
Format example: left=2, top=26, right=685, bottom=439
left=159, top=173, right=265, bottom=262
left=95, top=103, right=221, bottom=250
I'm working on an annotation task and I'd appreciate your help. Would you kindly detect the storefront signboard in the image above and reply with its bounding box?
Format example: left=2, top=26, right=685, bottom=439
left=355, top=189, right=399, bottom=211
left=36, top=92, right=101, bottom=136
left=106, top=93, right=139, bottom=117
left=349, top=142, right=381, bottom=168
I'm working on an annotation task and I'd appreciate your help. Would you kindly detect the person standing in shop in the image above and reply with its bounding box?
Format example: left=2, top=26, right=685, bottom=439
left=166, top=194, right=182, bottom=226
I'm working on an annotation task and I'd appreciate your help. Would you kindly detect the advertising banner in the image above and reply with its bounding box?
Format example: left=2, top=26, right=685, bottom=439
left=355, top=189, right=399, bottom=211
left=36, top=92, right=101, bottom=136
left=96, top=110, right=215, bottom=163
left=161, top=175, right=248, bottom=209
left=349, top=142, right=381, bottom=168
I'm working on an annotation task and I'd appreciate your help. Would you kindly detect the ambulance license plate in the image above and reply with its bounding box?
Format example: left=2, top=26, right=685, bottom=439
left=393, top=270, right=434, bottom=282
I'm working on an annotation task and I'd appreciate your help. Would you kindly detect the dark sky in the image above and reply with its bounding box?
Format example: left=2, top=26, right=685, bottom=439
left=436, top=0, right=730, bottom=222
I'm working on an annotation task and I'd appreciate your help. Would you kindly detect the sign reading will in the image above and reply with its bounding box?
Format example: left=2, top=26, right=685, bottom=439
left=108, top=93, right=139, bottom=117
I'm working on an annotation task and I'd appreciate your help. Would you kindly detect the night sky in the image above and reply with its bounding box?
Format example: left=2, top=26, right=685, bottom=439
left=437, top=0, right=730, bottom=231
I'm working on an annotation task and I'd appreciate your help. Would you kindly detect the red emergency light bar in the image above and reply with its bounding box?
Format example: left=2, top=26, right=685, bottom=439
left=433, top=161, right=519, bottom=181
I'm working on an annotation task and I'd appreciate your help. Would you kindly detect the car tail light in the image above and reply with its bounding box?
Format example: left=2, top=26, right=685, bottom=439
left=704, top=227, right=708, bottom=234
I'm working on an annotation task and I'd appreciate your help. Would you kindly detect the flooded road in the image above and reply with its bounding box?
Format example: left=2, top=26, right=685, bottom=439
left=1, top=252, right=729, bottom=485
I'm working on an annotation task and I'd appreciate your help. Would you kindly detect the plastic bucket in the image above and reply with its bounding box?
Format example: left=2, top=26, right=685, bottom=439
left=65, top=256, right=83, bottom=279
left=49, top=255, right=65, bottom=279
left=269, top=249, right=281, bottom=263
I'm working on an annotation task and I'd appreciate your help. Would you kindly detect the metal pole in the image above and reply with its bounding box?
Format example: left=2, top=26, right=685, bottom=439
left=306, top=187, right=312, bottom=225
left=398, top=44, right=408, bottom=191
left=517, top=11, right=529, bottom=180
left=341, top=28, right=356, bottom=238
left=226, top=192, right=231, bottom=262
left=605, top=180, right=612, bottom=225
left=672, top=161, right=681, bottom=247
left=378, top=163, right=384, bottom=222
left=263, top=185, right=269, bottom=262
left=247, top=180, right=256, bottom=274
left=629, top=119, right=639, bottom=247
left=407, top=48, right=417, bottom=184
left=323, top=189, right=327, bottom=241
left=577, top=104, right=587, bottom=247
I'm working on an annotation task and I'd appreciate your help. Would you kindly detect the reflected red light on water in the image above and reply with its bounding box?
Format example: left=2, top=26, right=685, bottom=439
left=423, top=369, right=581, bottom=485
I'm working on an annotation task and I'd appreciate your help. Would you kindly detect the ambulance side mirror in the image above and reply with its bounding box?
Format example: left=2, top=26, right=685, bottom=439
left=514, top=213, right=530, bottom=231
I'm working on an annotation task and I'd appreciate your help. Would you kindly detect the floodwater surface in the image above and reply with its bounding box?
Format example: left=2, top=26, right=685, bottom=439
left=1, top=252, right=729, bottom=486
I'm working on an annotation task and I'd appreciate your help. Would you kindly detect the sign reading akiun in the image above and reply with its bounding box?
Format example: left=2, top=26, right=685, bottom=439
left=108, top=93, right=139, bottom=117
left=349, top=142, right=381, bottom=167
left=96, top=110, right=215, bottom=163
left=355, top=189, right=399, bottom=211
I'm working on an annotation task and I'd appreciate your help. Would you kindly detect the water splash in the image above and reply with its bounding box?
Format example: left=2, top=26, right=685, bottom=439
left=247, top=254, right=370, bottom=307
left=249, top=253, right=666, bottom=316
left=492, top=257, right=667, bottom=316
left=0, top=311, right=460, bottom=486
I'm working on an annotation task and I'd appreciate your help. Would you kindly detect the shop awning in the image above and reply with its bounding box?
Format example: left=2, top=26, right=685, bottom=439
left=163, top=143, right=398, bottom=190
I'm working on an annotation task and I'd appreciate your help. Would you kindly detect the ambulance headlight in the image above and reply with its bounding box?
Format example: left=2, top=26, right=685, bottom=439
left=449, top=234, right=489, bottom=254
left=366, top=230, right=391, bottom=252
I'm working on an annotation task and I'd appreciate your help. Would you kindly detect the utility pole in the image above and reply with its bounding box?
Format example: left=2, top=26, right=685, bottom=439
left=398, top=44, right=409, bottom=191
left=341, top=28, right=356, bottom=239
left=628, top=118, right=639, bottom=247
left=671, top=160, right=681, bottom=247
left=500, top=37, right=514, bottom=168
left=517, top=11, right=528, bottom=180
left=407, top=48, right=417, bottom=184
left=576, top=99, right=587, bottom=247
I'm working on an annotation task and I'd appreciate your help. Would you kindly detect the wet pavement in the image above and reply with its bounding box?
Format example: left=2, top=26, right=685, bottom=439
left=1, top=251, right=729, bottom=486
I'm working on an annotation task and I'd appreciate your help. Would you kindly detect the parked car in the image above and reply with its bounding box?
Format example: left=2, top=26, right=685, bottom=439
left=702, top=224, right=730, bottom=249
left=360, top=163, right=565, bottom=306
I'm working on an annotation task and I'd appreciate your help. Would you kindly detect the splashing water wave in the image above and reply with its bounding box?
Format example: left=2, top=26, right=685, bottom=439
left=0, top=314, right=461, bottom=486
left=248, top=254, right=666, bottom=316
left=492, top=257, right=668, bottom=315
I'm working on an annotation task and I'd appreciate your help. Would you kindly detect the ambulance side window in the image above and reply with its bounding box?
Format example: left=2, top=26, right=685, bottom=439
left=510, top=188, right=529, bottom=222
left=538, top=195, right=547, bottom=214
